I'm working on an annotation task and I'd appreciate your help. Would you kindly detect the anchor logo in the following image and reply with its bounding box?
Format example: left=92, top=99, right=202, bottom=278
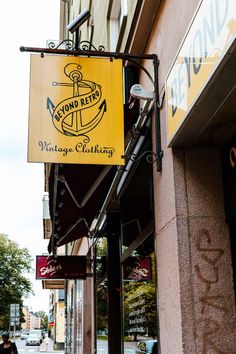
left=47, top=63, right=106, bottom=141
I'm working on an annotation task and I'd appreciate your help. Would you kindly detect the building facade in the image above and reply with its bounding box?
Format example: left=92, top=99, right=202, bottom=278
left=22, top=307, right=30, bottom=332
left=22, top=307, right=41, bottom=331
left=42, top=0, right=236, bottom=353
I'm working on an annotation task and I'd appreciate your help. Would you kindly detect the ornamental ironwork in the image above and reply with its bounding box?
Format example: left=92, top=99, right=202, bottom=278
left=46, top=39, right=105, bottom=52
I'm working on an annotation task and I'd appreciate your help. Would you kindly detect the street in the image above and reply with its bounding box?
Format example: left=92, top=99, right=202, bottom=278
left=10, top=337, right=137, bottom=353
left=97, top=339, right=136, bottom=353
left=10, top=336, right=63, bottom=354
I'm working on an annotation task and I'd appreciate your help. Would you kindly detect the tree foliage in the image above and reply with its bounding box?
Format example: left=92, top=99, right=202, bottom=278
left=35, top=311, right=48, bottom=330
left=0, top=234, right=33, bottom=329
left=96, top=282, right=108, bottom=331
left=95, top=238, right=108, bottom=331
left=123, top=281, right=157, bottom=339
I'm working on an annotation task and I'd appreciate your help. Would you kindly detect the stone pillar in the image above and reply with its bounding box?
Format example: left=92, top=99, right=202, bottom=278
left=154, top=148, right=236, bottom=353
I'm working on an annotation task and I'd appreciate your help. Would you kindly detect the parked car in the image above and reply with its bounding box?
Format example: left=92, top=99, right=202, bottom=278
left=136, top=339, right=158, bottom=354
left=28, top=329, right=43, bottom=343
left=26, top=333, right=40, bottom=346
left=20, top=330, right=28, bottom=340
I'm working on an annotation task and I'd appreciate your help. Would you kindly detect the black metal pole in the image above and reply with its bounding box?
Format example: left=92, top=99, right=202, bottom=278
left=93, top=242, right=97, bottom=354
left=75, top=29, right=79, bottom=50
left=20, top=45, right=156, bottom=61
left=65, top=244, right=68, bottom=353
left=106, top=211, right=123, bottom=354
left=153, top=56, right=163, bottom=172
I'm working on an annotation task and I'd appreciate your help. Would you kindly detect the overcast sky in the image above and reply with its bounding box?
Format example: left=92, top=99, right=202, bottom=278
left=0, top=0, right=60, bottom=313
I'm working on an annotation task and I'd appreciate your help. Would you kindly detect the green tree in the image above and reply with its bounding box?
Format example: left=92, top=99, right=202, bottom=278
left=124, top=281, right=157, bottom=340
left=96, top=282, right=108, bottom=331
left=35, top=311, right=48, bottom=330
left=0, top=234, right=33, bottom=329
left=123, top=252, right=157, bottom=340
left=96, top=238, right=108, bottom=332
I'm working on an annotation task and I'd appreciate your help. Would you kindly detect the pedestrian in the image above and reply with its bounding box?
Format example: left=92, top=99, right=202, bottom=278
left=0, top=331, right=18, bottom=354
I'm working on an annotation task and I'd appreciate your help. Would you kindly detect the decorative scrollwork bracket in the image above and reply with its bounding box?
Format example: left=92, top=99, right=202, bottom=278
left=46, top=39, right=105, bottom=52
left=122, top=150, right=161, bottom=164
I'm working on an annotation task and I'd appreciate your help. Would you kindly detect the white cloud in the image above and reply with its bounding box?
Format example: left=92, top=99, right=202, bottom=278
left=0, top=0, right=60, bottom=313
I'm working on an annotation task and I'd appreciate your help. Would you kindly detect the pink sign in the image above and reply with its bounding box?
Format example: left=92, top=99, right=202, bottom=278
left=36, top=255, right=86, bottom=279
left=123, top=257, right=152, bottom=281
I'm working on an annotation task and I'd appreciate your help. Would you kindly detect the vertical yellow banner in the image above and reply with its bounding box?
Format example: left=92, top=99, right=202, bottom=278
left=28, top=55, right=124, bottom=165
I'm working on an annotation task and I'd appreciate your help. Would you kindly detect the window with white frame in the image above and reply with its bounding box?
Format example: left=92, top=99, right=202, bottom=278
left=108, top=0, right=127, bottom=51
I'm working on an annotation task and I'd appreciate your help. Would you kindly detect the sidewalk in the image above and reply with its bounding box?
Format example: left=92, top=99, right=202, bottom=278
left=40, top=337, right=64, bottom=353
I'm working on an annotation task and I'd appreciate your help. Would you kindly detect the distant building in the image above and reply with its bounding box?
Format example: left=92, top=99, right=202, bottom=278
left=46, top=289, right=64, bottom=350
left=22, top=306, right=41, bottom=330
left=29, top=312, right=41, bottom=330
left=22, top=306, right=30, bottom=331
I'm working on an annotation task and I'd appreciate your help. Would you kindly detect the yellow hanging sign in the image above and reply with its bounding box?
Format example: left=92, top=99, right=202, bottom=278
left=28, top=55, right=124, bottom=165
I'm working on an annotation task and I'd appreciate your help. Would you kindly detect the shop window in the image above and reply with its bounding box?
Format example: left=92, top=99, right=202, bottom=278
left=221, top=139, right=236, bottom=304
left=75, top=280, right=83, bottom=354
left=95, top=238, right=108, bottom=336
left=95, top=235, right=158, bottom=352
left=123, top=235, right=158, bottom=343
left=66, top=286, right=74, bottom=354
left=94, top=129, right=158, bottom=351
left=58, top=289, right=65, bottom=301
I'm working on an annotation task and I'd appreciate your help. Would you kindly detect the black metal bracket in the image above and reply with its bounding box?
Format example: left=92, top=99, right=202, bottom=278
left=122, top=150, right=158, bottom=164
left=20, top=43, right=163, bottom=171
left=46, top=38, right=105, bottom=52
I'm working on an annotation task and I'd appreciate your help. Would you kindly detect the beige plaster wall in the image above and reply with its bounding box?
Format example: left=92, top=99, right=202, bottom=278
left=146, top=0, right=200, bottom=92
left=90, top=0, right=138, bottom=52
left=119, top=0, right=139, bottom=51
left=55, top=301, right=65, bottom=343
left=91, top=0, right=109, bottom=49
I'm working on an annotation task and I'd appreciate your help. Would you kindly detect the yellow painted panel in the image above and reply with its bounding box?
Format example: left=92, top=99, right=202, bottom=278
left=166, top=0, right=236, bottom=145
left=28, top=55, right=124, bottom=165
